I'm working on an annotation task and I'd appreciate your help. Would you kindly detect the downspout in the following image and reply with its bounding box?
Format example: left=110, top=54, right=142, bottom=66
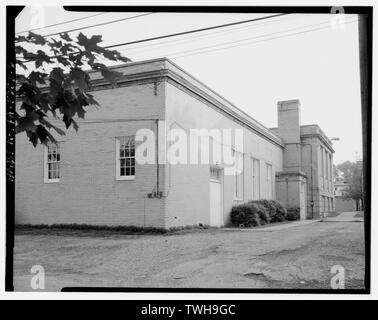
left=310, top=145, right=314, bottom=219
left=155, top=119, right=160, bottom=197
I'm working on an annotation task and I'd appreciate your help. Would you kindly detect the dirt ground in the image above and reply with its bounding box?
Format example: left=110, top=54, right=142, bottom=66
left=13, top=219, right=365, bottom=291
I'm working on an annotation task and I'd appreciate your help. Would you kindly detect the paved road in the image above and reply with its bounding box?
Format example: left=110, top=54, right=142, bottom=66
left=322, top=211, right=364, bottom=222
left=14, top=218, right=365, bottom=291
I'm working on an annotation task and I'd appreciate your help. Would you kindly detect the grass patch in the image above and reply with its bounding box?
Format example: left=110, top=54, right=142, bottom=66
left=15, top=223, right=211, bottom=236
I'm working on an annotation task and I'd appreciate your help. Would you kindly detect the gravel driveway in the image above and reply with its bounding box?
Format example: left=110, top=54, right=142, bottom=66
left=13, top=220, right=365, bottom=291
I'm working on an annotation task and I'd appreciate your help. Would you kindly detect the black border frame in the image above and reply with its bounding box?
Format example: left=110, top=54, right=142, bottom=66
left=6, top=5, right=373, bottom=294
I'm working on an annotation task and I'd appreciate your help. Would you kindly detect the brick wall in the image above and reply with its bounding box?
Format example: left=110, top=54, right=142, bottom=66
left=15, top=82, right=167, bottom=227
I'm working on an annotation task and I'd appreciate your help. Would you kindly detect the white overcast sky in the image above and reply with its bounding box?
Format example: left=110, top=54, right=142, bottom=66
left=16, top=7, right=363, bottom=165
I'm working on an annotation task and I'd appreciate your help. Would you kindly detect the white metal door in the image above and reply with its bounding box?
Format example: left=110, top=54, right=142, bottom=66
left=210, top=181, right=222, bottom=227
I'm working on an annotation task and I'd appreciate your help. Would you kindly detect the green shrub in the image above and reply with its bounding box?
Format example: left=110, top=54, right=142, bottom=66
left=250, top=199, right=286, bottom=222
left=286, top=206, right=300, bottom=221
left=230, top=203, right=261, bottom=227
left=270, top=200, right=287, bottom=222
left=254, top=203, right=271, bottom=225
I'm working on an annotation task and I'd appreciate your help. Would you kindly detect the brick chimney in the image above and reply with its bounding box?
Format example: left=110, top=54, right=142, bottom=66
left=277, top=99, right=301, bottom=172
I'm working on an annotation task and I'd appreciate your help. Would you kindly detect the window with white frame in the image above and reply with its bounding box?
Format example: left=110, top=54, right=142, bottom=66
left=44, top=142, right=60, bottom=182
left=252, top=158, right=260, bottom=200
left=266, top=163, right=273, bottom=199
left=116, top=137, right=135, bottom=180
left=233, top=150, right=243, bottom=200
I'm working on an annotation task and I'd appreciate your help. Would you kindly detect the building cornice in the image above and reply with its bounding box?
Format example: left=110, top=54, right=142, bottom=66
left=276, top=170, right=308, bottom=178
left=87, top=58, right=284, bottom=148
left=21, top=58, right=284, bottom=148
left=300, top=133, right=335, bottom=153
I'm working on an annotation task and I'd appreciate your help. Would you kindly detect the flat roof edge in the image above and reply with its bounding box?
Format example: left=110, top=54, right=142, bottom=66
left=88, top=58, right=283, bottom=147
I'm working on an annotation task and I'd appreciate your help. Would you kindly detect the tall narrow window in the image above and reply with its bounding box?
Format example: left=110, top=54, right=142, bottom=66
left=266, top=163, right=273, bottom=199
left=252, top=158, right=260, bottom=200
left=44, top=142, right=60, bottom=183
left=116, top=137, right=135, bottom=180
left=329, top=153, right=332, bottom=190
left=233, top=150, right=243, bottom=200
left=324, top=149, right=330, bottom=190
left=320, top=146, right=325, bottom=190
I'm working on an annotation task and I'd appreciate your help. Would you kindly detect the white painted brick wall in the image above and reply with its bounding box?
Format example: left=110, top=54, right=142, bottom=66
left=16, top=83, right=166, bottom=227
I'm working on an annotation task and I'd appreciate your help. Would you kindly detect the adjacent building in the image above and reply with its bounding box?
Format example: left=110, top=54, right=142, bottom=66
left=334, top=177, right=356, bottom=213
left=15, top=58, right=335, bottom=228
left=270, top=102, right=335, bottom=219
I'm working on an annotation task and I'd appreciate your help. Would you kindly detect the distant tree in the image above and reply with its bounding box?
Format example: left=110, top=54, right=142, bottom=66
left=333, top=164, right=340, bottom=179
left=336, top=160, right=356, bottom=181
left=341, top=162, right=364, bottom=210
left=15, top=31, right=130, bottom=146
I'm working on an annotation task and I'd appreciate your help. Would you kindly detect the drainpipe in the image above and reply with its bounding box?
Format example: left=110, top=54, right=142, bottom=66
left=155, top=119, right=160, bottom=198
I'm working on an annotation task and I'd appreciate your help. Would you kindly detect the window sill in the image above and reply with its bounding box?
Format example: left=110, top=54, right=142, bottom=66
left=116, top=176, right=135, bottom=181
left=44, top=179, right=60, bottom=184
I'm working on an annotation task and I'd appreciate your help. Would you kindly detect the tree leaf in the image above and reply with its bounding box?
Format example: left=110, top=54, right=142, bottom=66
left=15, top=45, right=28, bottom=55
left=27, top=31, right=47, bottom=46
left=28, top=71, right=48, bottom=85
left=17, top=83, right=39, bottom=104
left=34, top=50, right=52, bottom=68
left=38, top=119, right=65, bottom=136
left=48, top=38, right=63, bottom=49
left=77, top=33, right=103, bottom=52
left=99, top=48, right=131, bottom=63
left=60, top=43, right=76, bottom=55
left=15, top=35, right=27, bottom=42
left=60, top=32, right=72, bottom=42
left=62, top=114, right=73, bottom=129
left=49, top=68, right=65, bottom=84
left=26, top=131, right=39, bottom=147
left=16, top=115, right=37, bottom=134
left=56, top=55, right=72, bottom=67
left=16, top=59, right=28, bottom=70
left=69, top=68, right=90, bottom=92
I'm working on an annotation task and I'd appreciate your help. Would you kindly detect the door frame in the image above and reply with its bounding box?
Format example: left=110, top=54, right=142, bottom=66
left=209, top=166, right=224, bottom=227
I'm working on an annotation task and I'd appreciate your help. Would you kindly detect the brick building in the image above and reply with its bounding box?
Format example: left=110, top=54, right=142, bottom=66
left=270, top=101, right=335, bottom=219
left=15, top=58, right=335, bottom=228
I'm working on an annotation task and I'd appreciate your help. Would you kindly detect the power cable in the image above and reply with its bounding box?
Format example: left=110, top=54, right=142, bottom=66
left=16, top=12, right=108, bottom=35
left=17, top=13, right=288, bottom=64
left=43, top=12, right=155, bottom=38
left=120, top=13, right=306, bottom=53
left=104, top=13, right=289, bottom=50
left=165, top=18, right=359, bottom=60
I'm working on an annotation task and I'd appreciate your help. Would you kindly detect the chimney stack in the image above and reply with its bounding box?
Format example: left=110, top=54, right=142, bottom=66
left=277, top=99, right=301, bottom=171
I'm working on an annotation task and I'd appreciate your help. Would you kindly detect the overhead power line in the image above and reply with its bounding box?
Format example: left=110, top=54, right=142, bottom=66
left=16, top=12, right=108, bottom=35
left=169, top=18, right=359, bottom=60
left=43, top=12, right=155, bottom=38
left=18, top=13, right=288, bottom=64
left=115, top=16, right=356, bottom=58
left=98, top=17, right=357, bottom=63
left=103, top=13, right=289, bottom=50
left=121, top=13, right=304, bottom=52
left=154, top=17, right=355, bottom=57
